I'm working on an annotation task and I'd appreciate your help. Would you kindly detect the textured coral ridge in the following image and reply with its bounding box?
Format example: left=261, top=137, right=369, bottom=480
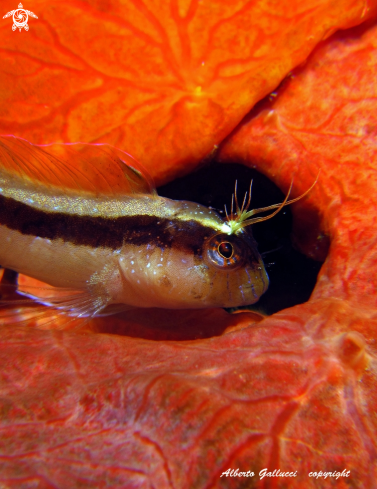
left=0, top=0, right=376, bottom=183
left=218, top=20, right=377, bottom=487
left=1, top=3, right=377, bottom=489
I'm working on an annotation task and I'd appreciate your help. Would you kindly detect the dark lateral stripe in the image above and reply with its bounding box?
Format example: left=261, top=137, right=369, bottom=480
left=0, top=193, right=214, bottom=254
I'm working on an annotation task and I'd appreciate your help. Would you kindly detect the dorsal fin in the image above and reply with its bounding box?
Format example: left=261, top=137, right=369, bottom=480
left=0, top=135, right=156, bottom=196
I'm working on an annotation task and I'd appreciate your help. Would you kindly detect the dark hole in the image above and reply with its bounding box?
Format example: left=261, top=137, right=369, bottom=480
left=158, top=163, right=324, bottom=315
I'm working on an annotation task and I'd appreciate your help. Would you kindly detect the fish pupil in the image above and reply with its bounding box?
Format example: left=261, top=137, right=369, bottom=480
left=218, top=242, right=233, bottom=259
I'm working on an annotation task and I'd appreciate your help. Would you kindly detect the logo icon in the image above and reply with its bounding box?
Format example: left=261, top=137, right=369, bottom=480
left=3, top=3, right=38, bottom=32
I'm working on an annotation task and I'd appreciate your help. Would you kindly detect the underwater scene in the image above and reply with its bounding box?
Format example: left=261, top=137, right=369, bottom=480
left=0, top=0, right=377, bottom=487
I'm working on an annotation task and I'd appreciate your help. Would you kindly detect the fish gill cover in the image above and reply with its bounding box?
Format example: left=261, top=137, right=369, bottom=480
left=1, top=0, right=377, bottom=488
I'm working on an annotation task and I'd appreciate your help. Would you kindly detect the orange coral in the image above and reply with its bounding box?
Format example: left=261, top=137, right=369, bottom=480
left=1, top=0, right=375, bottom=182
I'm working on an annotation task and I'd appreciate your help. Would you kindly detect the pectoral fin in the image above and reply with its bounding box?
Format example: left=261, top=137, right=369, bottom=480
left=0, top=270, right=115, bottom=329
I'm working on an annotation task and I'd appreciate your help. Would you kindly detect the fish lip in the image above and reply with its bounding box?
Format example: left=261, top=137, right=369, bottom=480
left=261, top=266, right=269, bottom=295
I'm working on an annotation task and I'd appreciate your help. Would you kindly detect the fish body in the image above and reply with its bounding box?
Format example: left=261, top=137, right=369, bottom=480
left=0, top=136, right=269, bottom=317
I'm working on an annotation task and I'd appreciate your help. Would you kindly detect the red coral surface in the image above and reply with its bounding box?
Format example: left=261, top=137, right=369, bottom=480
left=1, top=0, right=377, bottom=488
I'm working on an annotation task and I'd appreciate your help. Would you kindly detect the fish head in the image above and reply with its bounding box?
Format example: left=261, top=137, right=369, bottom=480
left=199, top=227, right=269, bottom=308
left=116, top=199, right=269, bottom=309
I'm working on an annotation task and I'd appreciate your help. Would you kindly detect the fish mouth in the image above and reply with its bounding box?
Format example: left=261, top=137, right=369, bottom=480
left=260, top=265, right=269, bottom=295
left=242, top=263, right=269, bottom=303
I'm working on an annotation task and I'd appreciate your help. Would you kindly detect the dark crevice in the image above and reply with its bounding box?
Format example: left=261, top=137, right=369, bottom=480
left=158, top=163, right=324, bottom=316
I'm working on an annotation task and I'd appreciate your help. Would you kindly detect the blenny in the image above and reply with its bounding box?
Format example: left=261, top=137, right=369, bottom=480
left=0, top=136, right=313, bottom=320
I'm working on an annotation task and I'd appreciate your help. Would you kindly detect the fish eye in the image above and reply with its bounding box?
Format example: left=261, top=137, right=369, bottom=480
left=218, top=242, right=233, bottom=259
left=206, top=234, right=244, bottom=270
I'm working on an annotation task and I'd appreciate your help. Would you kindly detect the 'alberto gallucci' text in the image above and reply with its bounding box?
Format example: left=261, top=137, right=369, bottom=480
left=220, top=468, right=297, bottom=479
